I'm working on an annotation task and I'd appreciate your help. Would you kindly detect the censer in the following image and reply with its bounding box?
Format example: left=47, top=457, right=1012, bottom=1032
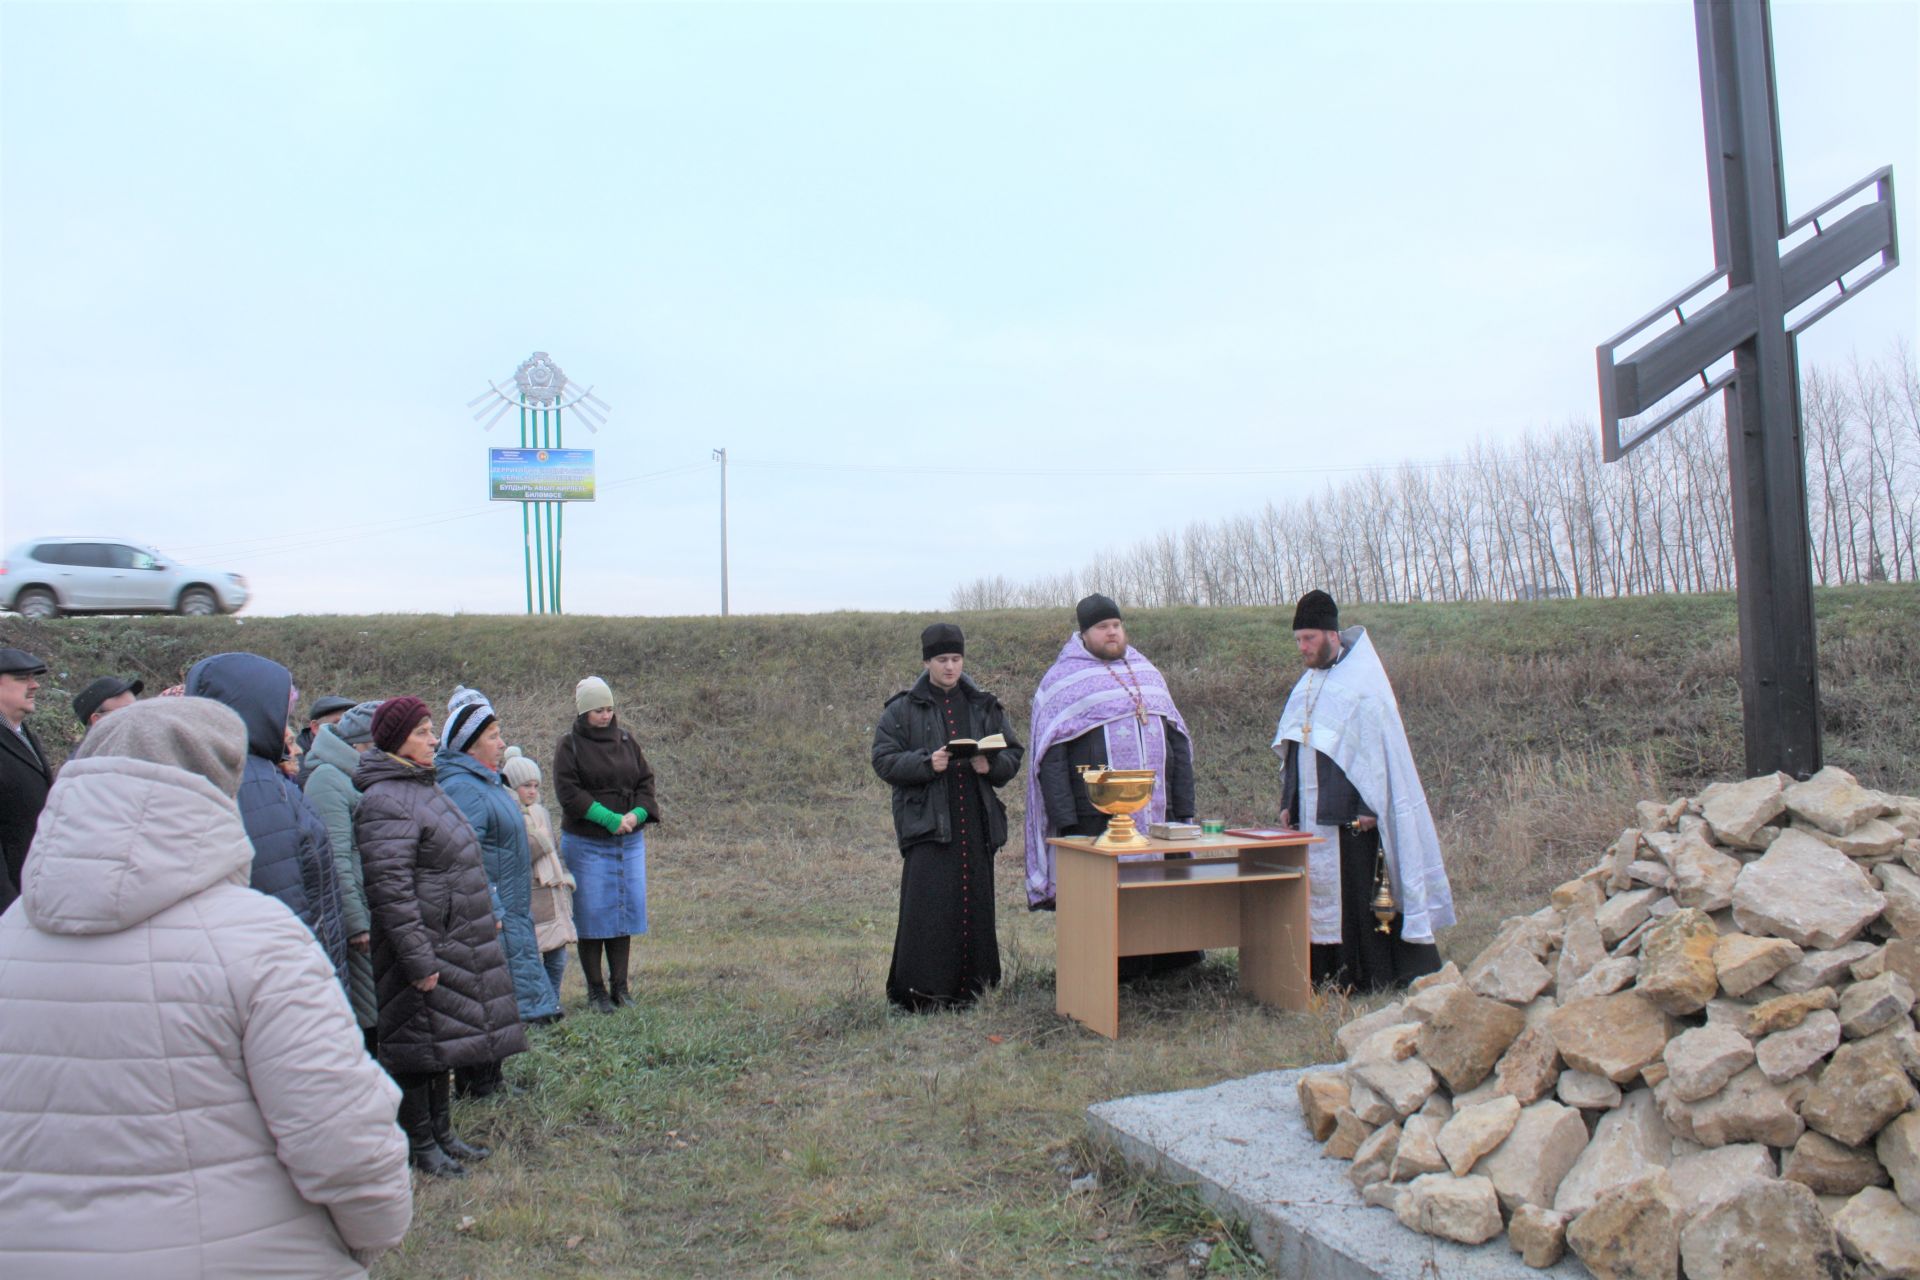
left=1369, top=847, right=1396, bottom=934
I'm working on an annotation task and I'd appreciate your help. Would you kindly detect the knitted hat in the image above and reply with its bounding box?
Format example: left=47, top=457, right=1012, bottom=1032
left=75, top=697, right=249, bottom=799
left=1076, top=593, right=1122, bottom=633
left=334, top=700, right=383, bottom=745
left=372, top=696, right=431, bottom=754
left=503, top=755, right=541, bottom=788
left=1292, top=589, right=1339, bottom=632
left=445, top=684, right=497, bottom=754
left=575, top=676, right=614, bottom=715
left=920, top=622, right=964, bottom=660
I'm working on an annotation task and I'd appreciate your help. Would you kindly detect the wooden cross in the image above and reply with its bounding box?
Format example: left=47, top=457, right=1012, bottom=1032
left=1596, top=0, right=1899, bottom=780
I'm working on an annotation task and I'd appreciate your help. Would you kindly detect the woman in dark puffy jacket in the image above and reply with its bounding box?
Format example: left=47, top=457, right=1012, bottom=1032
left=354, top=697, right=527, bottom=1178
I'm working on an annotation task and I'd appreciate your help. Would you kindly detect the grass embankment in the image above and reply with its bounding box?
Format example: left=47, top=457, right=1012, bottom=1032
left=4, top=587, right=1917, bottom=1277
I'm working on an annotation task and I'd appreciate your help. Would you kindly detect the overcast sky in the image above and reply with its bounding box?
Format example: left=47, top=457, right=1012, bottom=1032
left=2, top=0, right=1914, bottom=617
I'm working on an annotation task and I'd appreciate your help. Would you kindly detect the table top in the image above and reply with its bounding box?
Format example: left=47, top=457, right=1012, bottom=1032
left=1047, top=831, right=1318, bottom=857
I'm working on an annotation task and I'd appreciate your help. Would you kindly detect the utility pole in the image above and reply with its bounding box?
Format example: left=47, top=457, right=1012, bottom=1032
left=713, top=447, right=729, bottom=617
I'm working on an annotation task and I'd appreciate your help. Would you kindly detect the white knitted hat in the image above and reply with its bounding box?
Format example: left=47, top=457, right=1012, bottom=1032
left=575, top=675, right=614, bottom=715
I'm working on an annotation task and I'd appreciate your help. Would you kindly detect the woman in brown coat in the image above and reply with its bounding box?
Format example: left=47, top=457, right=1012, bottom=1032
left=552, top=676, right=659, bottom=1013
left=354, top=697, right=527, bottom=1178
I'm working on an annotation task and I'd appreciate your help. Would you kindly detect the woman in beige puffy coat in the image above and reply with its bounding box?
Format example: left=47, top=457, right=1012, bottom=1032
left=0, top=699, right=413, bottom=1280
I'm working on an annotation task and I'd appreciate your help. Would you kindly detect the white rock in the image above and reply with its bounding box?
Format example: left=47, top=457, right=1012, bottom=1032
left=1664, top=1024, right=1758, bottom=1102
left=1561, top=955, right=1639, bottom=1003
left=1730, top=829, right=1886, bottom=950
left=1478, top=1098, right=1590, bottom=1213
left=1700, top=773, right=1790, bottom=848
left=1395, top=1173, right=1503, bottom=1245
left=1754, top=1007, right=1843, bottom=1083
left=1774, top=939, right=1880, bottom=993
left=1831, top=1185, right=1920, bottom=1279
left=1876, top=1111, right=1920, bottom=1213
left=1838, top=971, right=1915, bottom=1040
left=1875, top=862, right=1920, bottom=940
left=1669, top=831, right=1743, bottom=912
left=1436, top=1095, right=1520, bottom=1177
left=1558, top=1069, right=1623, bottom=1110
left=1785, top=766, right=1889, bottom=836
left=1554, top=1088, right=1672, bottom=1218
left=1667, top=1142, right=1778, bottom=1217
left=1597, top=887, right=1660, bottom=946
left=1807, top=817, right=1906, bottom=858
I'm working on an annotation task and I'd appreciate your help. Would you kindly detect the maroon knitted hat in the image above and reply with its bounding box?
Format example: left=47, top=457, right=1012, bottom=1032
left=372, top=696, right=431, bottom=754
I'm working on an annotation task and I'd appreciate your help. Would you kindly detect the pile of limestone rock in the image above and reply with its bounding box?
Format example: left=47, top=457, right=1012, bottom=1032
left=1297, top=765, right=1920, bottom=1279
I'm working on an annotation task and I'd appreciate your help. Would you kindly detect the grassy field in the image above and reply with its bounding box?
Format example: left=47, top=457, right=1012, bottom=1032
left=4, top=587, right=1917, bottom=1277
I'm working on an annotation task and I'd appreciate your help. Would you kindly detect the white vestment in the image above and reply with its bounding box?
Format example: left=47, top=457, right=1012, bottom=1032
left=1272, top=626, right=1455, bottom=945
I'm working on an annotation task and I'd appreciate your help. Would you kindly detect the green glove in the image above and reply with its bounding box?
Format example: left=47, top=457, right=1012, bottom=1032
left=586, top=802, right=625, bottom=836
left=629, top=807, right=649, bottom=825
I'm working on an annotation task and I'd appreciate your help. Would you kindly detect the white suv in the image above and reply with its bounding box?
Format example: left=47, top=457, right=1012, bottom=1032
left=3, top=538, right=250, bottom=619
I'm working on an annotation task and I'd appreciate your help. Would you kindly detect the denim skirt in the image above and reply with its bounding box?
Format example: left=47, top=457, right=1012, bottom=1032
left=562, top=828, right=649, bottom=939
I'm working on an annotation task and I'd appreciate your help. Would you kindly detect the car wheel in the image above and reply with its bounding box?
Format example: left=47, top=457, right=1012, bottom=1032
left=177, top=587, right=219, bottom=617
left=15, top=588, right=59, bottom=620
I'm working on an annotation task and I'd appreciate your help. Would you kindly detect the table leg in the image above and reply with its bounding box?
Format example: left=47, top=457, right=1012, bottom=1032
left=1238, top=876, right=1311, bottom=1012
left=1055, top=845, right=1120, bottom=1038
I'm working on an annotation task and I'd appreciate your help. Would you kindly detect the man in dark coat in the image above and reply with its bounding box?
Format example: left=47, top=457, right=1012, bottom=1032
left=186, top=653, right=350, bottom=991
left=0, top=648, right=53, bottom=912
left=871, top=623, right=1025, bottom=1011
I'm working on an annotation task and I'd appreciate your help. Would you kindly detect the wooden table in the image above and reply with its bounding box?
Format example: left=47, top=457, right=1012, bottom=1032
left=1048, top=832, right=1316, bottom=1038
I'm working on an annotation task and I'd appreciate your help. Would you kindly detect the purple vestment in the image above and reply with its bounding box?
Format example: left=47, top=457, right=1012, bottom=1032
left=1024, top=633, right=1191, bottom=908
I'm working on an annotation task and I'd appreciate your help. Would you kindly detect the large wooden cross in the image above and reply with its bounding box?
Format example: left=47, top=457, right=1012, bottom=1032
left=1596, top=0, right=1899, bottom=780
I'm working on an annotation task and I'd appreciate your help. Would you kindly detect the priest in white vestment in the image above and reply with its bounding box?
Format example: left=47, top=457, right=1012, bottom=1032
left=1273, top=590, right=1453, bottom=991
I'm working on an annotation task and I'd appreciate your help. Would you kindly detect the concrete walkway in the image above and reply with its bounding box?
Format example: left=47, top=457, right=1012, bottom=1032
left=1087, top=1066, right=1589, bottom=1279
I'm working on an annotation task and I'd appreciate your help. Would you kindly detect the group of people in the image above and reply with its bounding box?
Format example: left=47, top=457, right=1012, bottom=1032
left=873, top=589, right=1455, bottom=1012
left=0, top=585, right=1452, bottom=1272
left=0, top=653, right=661, bottom=1276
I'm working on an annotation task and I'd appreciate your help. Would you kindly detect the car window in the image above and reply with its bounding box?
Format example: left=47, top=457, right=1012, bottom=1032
left=34, top=542, right=109, bottom=567
left=128, top=548, right=159, bottom=570
left=104, top=544, right=141, bottom=569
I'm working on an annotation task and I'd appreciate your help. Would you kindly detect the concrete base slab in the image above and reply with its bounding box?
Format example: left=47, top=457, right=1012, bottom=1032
left=1088, top=1066, right=1590, bottom=1279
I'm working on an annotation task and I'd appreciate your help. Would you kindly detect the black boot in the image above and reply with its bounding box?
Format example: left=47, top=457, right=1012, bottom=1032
left=586, top=981, right=614, bottom=1014
left=428, top=1070, right=491, bottom=1163
left=608, top=935, right=634, bottom=1008
left=400, top=1079, right=466, bottom=1178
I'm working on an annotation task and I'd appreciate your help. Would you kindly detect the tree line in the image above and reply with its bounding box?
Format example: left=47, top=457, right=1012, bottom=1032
left=951, top=348, right=1919, bottom=611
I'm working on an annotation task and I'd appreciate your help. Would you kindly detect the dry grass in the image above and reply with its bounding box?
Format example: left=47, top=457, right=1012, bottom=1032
left=3, top=588, right=1917, bottom=1276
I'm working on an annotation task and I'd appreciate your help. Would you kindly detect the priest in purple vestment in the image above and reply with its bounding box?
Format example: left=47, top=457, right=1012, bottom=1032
left=1026, top=595, right=1201, bottom=975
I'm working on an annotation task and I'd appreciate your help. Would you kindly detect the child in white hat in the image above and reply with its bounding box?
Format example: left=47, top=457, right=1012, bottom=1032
left=504, top=747, right=575, bottom=1004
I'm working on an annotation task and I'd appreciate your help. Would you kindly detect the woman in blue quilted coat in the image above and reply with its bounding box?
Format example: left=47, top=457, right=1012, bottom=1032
left=438, top=686, right=562, bottom=1096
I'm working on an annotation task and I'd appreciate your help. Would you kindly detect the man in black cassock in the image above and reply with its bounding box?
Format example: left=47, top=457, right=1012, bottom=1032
left=1276, top=590, right=1451, bottom=993
left=871, top=623, right=1025, bottom=1011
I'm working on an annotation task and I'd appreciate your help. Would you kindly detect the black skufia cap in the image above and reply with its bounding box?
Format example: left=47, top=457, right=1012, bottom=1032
left=921, top=622, right=964, bottom=660
left=1075, top=593, right=1121, bottom=632
left=1292, top=589, right=1339, bottom=632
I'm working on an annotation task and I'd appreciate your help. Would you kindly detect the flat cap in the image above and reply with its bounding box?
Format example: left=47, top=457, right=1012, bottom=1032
left=74, top=675, right=145, bottom=724
left=0, top=648, right=48, bottom=677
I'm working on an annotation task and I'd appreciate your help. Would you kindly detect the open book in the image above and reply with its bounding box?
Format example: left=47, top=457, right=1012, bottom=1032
left=945, top=733, right=1009, bottom=759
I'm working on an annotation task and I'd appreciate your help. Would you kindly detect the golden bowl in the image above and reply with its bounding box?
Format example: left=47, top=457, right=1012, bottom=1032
left=1077, top=766, right=1157, bottom=848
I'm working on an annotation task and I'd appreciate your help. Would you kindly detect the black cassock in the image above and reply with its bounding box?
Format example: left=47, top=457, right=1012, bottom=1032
left=1280, top=739, right=1442, bottom=994
left=886, top=685, right=1001, bottom=1011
